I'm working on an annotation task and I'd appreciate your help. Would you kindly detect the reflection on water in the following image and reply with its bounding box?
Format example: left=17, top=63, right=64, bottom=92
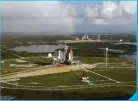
left=120, top=55, right=136, bottom=60
left=1, top=96, right=15, bottom=100
left=99, top=48, right=124, bottom=53
left=10, top=44, right=65, bottom=53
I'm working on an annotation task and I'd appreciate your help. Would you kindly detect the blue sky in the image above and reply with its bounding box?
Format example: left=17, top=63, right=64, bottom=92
left=1, top=1, right=136, bottom=34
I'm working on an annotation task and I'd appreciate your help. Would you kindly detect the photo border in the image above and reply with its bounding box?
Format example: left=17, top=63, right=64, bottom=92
left=0, top=0, right=137, bottom=100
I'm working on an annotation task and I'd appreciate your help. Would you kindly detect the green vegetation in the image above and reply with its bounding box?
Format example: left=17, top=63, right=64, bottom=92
left=105, top=64, right=132, bottom=67
left=1, top=61, right=15, bottom=68
left=1, top=51, right=18, bottom=59
left=1, top=60, right=33, bottom=75
left=15, top=51, right=42, bottom=57
left=68, top=42, right=136, bottom=57
left=25, top=57, right=53, bottom=65
left=1, top=60, right=29, bottom=68
left=8, top=68, right=136, bottom=86
left=1, top=86, right=135, bottom=100
left=1, top=34, right=136, bottom=100
left=2, top=67, right=136, bottom=99
left=1, top=49, right=43, bottom=60
left=95, top=68, right=136, bottom=82
left=1, top=35, right=136, bottom=60
left=1, top=69, right=25, bottom=75
left=1, top=65, right=136, bottom=100
left=1, top=42, right=135, bottom=61
left=17, top=71, right=87, bottom=86
left=1, top=34, right=73, bottom=47
left=78, top=57, right=128, bottom=64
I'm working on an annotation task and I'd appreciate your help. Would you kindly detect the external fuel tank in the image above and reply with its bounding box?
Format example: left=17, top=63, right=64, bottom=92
left=64, top=48, right=73, bottom=64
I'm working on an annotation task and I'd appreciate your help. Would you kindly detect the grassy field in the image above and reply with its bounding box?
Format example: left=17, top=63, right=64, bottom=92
left=1, top=60, right=35, bottom=75
left=1, top=56, right=52, bottom=68
left=68, top=42, right=136, bottom=57
left=1, top=51, right=18, bottom=59
left=78, top=57, right=129, bottom=64
left=1, top=49, right=44, bottom=60
left=1, top=60, right=30, bottom=68
left=1, top=85, right=135, bottom=100
left=16, top=70, right=113, bottom=86
left=95, top=68, right=136, bottom=82
left=24, top=57, right=53, bottom=64
left=15, top=71, right=88, bottom=86
left=2, top=69, right=22, bottom=75
left=1, top=41, right=136, bottom=60
left=1, top=67, right=136, bottom=100
left=8, top=68, right=136, bottom=86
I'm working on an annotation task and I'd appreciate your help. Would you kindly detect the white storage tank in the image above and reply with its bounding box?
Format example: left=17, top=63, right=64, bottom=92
left=48, top=53, right=52, bottom=58
left=120, top=39, right=123, bottom=42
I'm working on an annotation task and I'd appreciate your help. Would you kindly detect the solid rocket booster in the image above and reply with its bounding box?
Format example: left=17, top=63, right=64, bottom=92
left=64, top=48, right=73, bottom=63
left=68, top=48, right=73, bottom=61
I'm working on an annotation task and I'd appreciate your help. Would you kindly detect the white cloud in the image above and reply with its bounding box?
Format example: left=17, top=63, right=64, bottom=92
left=101, top=2, right=119, bottom=19
left=85, top=1, right=136, bottom=25
left=120, top=1, right=136, bottom=15
left=1, top=1, right=136, bottom=33
left=85, top=4, right=99, bottom=18
left=1, top=2, right=76, bottom=33
left=93, top=19, right=108, bottom=25
left=1, top=2, right=76, bottom=18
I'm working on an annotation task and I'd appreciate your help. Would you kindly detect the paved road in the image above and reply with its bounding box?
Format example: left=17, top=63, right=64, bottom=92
left=1, top=81, right=136, bottom=91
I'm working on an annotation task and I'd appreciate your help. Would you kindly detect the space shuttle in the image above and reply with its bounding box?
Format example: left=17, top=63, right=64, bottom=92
left=56, top=40, right=73, bottom=65
left=64, top=47, right=73, bottom=64
left=63, top=40, right=73, bottom=65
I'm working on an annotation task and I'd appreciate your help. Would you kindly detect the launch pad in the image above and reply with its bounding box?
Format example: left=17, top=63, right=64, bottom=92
left=53, top=40, right=80, bottom=65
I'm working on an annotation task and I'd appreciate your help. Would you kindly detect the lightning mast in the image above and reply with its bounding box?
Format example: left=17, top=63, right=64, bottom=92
left=64, top=39, right=68, bottom=61
left=98, top=35, right=100, bottom=42
left=105, top=47, right=108, bottom=67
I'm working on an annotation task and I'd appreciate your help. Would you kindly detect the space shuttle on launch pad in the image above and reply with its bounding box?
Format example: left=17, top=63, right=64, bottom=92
left=64, top=47, right=73, bottom=64
left=63, top=40, right=73, bottom=65
left=55, top=39, right=74, bottom=65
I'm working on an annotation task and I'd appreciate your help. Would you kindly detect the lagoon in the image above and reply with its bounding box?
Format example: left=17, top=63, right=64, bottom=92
left=10, top=44, right=65, bottom=53
left=120, top=55, right=136, bottom=60
left=1, top=96, right=15, bottom=100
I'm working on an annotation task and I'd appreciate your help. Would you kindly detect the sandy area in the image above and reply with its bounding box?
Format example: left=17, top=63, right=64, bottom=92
left=2, top=65, right=80, bottom=80
left=2, top=64, right=95, bottom=81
